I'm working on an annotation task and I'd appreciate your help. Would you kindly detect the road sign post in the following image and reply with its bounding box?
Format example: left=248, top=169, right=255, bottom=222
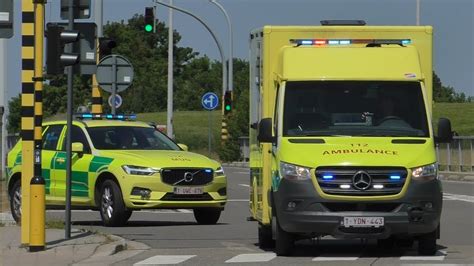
left=202, top=92, right=219, bottom=155
left=96, top=55, right=133, bottom=114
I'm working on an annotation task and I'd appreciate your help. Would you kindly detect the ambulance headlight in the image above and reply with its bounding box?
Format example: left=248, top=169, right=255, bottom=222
left=411, top=163, right=438, bottom=181
left=280, top=162, right=311, bottom=181
left=215, top=167, right=225, bottom=176
left=122, top=165, right=160, bottom=176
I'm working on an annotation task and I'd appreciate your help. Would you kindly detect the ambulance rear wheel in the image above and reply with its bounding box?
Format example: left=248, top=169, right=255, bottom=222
left=99, top=180, right=129, bottom=227
left=9, top=179, right=21, bottom=224
left=193, top=208, right=221, bottom=225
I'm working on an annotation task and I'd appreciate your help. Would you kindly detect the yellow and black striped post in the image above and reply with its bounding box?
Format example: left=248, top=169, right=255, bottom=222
left=91, top=39, right=102, bottom=114
left=29, top=0, right=46, bottom=252
left=20, top=0, right=36, bottom=245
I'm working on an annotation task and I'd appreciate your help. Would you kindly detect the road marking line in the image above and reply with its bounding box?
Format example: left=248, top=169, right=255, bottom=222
left=225, top=253, right=276, bottom=263
left=235, top=171, right=250, bottom=174
left=312, top=256, right=359, bottom=261
left=443, top=193, right=474, bottom=203
left=133, top=255, right=196, bottom=265
left=228, top=199, right=249, bottom=202
left=239, top=184, right=250, bottom=188
left=400, top=250, right=447, bottom=261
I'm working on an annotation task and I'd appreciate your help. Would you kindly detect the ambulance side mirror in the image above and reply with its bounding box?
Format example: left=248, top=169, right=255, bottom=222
left=436, top=118, right=453, bottom=143
left=257, top=118, right=275, bottom=143
left=72, top=142, right=84, bottom=154
left=178, top=143, right=189, bottom=151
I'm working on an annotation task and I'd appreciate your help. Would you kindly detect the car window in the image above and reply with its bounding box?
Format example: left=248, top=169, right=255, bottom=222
left=42, top=125, right=64, bottom=150
left=87, top=126, right=180, bottom=150
left=61, top=126, right=91, bottom=153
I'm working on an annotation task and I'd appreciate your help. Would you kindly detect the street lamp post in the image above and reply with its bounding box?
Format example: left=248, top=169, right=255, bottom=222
left=209, top=0, right=233, bottom=94
left=154, top=1, right=227, bottom=117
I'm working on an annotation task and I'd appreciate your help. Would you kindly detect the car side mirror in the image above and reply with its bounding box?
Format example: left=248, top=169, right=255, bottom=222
left=436, top=118, right=453, bottom=143
left=178, top=143, right=189, bottom=151
left=72, top=142, right=84, bottom=156
left=257, top=118, right=275, bottom=143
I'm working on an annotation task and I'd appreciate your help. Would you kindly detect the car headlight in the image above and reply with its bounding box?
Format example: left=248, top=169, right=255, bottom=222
left=411, top=163, right=438, bottom=181
left=215, top=167, right=225, bottom=176
left=280, top=161, right=311, bottom=180
left=122, top=165, right=160, bottom=176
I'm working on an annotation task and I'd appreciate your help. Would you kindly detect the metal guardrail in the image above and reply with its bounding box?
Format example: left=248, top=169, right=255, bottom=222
left=238, top=136, right=474, bottom=172
left=436, top=136, right=474, bottom=172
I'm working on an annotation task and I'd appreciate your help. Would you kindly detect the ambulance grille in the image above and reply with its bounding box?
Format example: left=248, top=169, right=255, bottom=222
left=161, top=168, right=214, bottom=186
left=315, top=167, right=408, bottom=196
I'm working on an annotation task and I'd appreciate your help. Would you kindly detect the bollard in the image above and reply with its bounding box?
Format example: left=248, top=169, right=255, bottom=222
left=29, top=176, right=45, bottom=252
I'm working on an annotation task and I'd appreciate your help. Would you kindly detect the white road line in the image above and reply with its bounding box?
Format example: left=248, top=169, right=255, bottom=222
left=312, top=256, right=359, bottom=261
left=400, top=250, right=447, bottom=261
left=133, top=255, right=196, bottom=265
left=234, top=171, right=250, bottom=175
left=239, top=184, right=250, bottom=188
left=225, top=253, right=276, bottom=263
left=228, top=199, right=249, bottom=202
left=443, top=193, right=474, bottom=203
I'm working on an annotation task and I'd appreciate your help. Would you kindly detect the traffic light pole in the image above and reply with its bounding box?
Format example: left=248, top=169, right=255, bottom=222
left=65, top=0, right=75, bottom=240
left=154, top=0, right=227, bottom=115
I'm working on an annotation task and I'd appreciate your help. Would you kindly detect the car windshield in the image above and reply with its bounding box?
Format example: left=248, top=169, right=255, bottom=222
left=87, top=126, right=180, bottom=150
left=283, top=81, right=429, bottom=137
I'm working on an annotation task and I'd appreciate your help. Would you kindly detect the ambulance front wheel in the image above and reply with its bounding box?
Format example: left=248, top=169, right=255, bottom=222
left=9, top=179, right=21, bottom=224
left=99, top=179, right=130, bottom=227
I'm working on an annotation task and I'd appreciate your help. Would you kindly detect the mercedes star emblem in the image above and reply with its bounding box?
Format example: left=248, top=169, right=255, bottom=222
left=352, top=171, right=372, bottom=190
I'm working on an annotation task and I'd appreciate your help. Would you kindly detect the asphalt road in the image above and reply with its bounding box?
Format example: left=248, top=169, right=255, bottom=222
left=46, top=167, right=474, bottom=265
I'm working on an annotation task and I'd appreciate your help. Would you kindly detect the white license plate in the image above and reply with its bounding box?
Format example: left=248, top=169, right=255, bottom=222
left=343, top=217, right=384, bottom=227
left=173, top=187, right=203, bottom=195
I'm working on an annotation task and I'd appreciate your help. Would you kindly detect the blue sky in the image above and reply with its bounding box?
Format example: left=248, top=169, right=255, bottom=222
left=5, top=0, right=473, bottom=101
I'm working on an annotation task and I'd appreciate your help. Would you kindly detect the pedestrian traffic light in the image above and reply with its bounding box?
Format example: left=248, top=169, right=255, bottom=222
left=99, top=37, right=117, bottom=59
left=224, top=91, right=232, bottom=114
left=46, top=24, right=80, bottom=75
left=144, top=7, right=154, bottom=32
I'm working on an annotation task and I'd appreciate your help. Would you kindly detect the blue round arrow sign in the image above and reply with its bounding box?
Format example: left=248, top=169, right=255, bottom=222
left=201, top=92, right=219, bottom=110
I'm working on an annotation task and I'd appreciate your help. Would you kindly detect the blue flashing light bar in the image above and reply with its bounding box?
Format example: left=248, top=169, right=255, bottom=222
left=205, top=169, right=212, bottom=173
left=75, top=113, right=137, bottom=121
left=390, top=175, right=401, bottom=180
left=323, top=175, right=334, bottom=179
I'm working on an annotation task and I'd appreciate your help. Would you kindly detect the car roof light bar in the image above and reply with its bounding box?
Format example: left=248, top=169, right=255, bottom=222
left=75, top=113, right=137, bottom=121
left=290, top=39, right=411, bottom=46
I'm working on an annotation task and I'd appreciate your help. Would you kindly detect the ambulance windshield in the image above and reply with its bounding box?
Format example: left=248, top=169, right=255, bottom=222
left=87, top=126, right=181, bottom=150
left=283, top=81, right=429, bottom=137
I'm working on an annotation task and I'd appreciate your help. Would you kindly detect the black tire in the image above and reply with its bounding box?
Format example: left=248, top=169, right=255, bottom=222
left=193, top=208, right=221, bottom=225
left=418, top=229, right=438, bottom=255
left=9, top=179, right=21, bottom=224
left=275, top=216, right=294, bottom=256
left=99, top=180, right=129, bottom=227
left=258, top=223, right=274, bottom=248
left=377, top=237, right=395, bottom=249
left=396, top=238, right=415, bottom=248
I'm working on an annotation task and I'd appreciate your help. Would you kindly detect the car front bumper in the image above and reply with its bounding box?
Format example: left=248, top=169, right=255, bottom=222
left=274, top=177, right=442, bottom=239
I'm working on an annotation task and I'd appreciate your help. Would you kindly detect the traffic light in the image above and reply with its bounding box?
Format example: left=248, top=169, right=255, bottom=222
left=99, top=37, right=117, bottom=59
left=46, top=24, right=80, bottom=75
left=224, top=91, right=232, bottom=114
left=144, top=7, right=154, bottom=32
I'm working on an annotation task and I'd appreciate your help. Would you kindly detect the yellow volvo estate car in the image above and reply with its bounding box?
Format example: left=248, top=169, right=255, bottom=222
left=7, top=115, right=227, bottom=226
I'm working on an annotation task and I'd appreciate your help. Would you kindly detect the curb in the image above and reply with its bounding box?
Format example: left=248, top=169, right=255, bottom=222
left=439, top=172, right=474, bottom=182
left=222, top=162, right=249, bottom=168
left=90, top=234, right=127, bottom=258
left=76, top=234, right=150, bottom=265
